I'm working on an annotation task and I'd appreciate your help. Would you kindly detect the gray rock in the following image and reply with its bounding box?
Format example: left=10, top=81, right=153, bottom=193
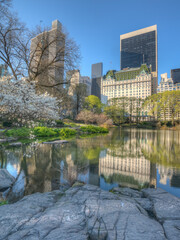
left=134, top=197, right=153, bottom=212
left=142, top=188, right=180, bottom=222
left=113, top=187, right=142, bottom=198
left=0, top=185, right=178, bottom=240
left=0, top=137, right=17, bottom=143
left=9, top=142, right=22, bottom=147
left=0, top=169, right=15, bottom=191
left=42, top=140, right=68, bottom=144
left=163, top=220, right=180, bottom=240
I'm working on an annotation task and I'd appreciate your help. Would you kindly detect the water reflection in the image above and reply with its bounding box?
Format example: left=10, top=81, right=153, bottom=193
left=0, top=128, right=180, bottom=200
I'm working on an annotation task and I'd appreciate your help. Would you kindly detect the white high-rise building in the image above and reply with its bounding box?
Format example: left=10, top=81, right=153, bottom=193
left=157, top=73, right=180, bottom=93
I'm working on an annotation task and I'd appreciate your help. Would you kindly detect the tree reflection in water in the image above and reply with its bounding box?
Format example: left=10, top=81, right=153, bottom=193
left=0, top=128, right=180, bottom=200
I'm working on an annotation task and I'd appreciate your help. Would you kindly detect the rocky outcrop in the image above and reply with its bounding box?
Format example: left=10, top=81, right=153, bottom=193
left=0, top=185, right=180, bottom=240
left=0, top=169, right=15, bottom=191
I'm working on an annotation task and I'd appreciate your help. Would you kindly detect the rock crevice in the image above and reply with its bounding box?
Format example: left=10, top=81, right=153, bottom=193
left=0, top=185, right=180, bottom=240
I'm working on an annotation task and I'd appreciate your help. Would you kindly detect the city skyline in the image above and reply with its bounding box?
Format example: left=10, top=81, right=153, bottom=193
left=12, top=0, right=180, bottom=83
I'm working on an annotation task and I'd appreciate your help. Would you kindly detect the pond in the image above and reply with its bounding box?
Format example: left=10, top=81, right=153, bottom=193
left=0, top=128, right=180, bottom=201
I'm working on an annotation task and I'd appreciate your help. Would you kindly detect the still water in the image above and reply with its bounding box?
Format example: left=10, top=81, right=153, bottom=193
left=0, top=128, right=180, bottom=201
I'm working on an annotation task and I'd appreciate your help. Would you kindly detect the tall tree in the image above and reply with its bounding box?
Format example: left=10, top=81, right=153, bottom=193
left=0, top=1, right=80, bottom=87
left=84, top=95, right=102, bottom=114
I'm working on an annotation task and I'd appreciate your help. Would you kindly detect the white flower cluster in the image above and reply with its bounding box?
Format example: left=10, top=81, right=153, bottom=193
left=0, top=76, right=59, bottom=121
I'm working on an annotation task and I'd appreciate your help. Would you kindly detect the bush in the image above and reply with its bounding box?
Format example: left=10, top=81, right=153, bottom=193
left=59, top=128, right=77, bottom=138
left=33, top=127, right=58, bottom=137
left=33, top=127, right=77, bottom=138
left=166, top=121, right=172, bottom=127
left=76, top=110, right=112, bottom=126
left=55, top=120, right=64, bottom=127
left=3, top=121, right=12, bottom=127
left=76, top=110, right=96, bottom=124
left=80, top=125, right=108, bottom=134
left=5, top=127, right=31, bottom=138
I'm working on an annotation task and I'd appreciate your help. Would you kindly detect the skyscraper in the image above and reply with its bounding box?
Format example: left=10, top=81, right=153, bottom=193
left=120, top=25, right=158, bottom=93
left=30, top=20, right=65, bottom=96
left=91, top=62, right=103, bottom=99
left=171, top=68, right=180, bottom=84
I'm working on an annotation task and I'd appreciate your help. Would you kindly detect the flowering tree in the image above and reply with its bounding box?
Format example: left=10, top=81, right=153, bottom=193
left=0, top=77, right=59, bottom=121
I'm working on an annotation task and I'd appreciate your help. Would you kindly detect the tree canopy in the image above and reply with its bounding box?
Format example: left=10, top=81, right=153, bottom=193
left=84, top=95, right=102, bottom=113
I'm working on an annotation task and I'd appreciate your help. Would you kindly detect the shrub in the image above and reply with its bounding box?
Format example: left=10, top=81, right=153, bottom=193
left=80, top=125, right=108, bottom=134
left=55, top=120, right=64, bottom=127
left=76, top=110, right=112, bottom=126
left=166, top=121, right=172, bottom=127
left=33, top=127, right=58, bottom=137
left=76, top=110, right=96, bottom=124
left=101, top=119, right=113, bottom=128
left=3, top=121, right=12, bottom=127
left=5, top=127, right=31, bottom=138
left=59, top=128, right=77, bottom=138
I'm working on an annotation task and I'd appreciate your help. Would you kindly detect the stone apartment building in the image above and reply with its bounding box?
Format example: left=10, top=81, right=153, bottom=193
left=30, top=20, right=65, bottom=96
left=67, top=69, right=91, bottom=96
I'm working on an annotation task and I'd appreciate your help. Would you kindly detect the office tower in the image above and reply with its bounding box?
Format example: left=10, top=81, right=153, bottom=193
left=91, top=63, right=103, bottom=99
left=120, top=25, right=158, bottom=93
left=30, top=20, right=65, bottom=96
left=171, top=68, right=180, bottom=84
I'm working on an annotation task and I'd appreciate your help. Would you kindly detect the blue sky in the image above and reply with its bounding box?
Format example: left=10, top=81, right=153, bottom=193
left=13, top=0, right=180, bottom=83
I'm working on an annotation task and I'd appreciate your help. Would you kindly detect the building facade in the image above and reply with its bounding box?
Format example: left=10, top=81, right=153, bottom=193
left=30, top=20, right=65, bottom=96
left=91, top=63, right=103, bottom=99
left=171, top=68, right=180, bottom=84
left=67, top=69, right=91, bottom=96
left=120, top=25, right=158, bottom=93
left=157, top=73, right=180, bottom=93
left=101, top=64, right=153, bottom=103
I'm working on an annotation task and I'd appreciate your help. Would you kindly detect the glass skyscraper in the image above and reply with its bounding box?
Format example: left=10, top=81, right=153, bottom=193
left=120, top=25, right=158, bottom=93
left=171, top=68, right=180, bottom=84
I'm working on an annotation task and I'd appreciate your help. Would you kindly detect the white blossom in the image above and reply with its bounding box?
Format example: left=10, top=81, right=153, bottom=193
left=0, top=76, right=59, bottom=121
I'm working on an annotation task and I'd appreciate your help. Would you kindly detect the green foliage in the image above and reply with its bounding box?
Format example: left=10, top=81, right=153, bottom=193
left=137, top=122, right=157, bottom=129
left=33, top=127, right=58, bottom=137
left=3, top=121, right=12, bottom=127
left=59, top=128, right=77, bottom=138
left=5, top=127, right=31, bottom=138
left=55, top=120, right=64, bottom=126
left=104, top=105, right=127, bottom=125
left=84, top=95, right=102, bottom=113
left=143, top=90, right=180, bottom=124
left=80, top=125, right=108, bottom=134
left=0, top=200, right=8, bottom=206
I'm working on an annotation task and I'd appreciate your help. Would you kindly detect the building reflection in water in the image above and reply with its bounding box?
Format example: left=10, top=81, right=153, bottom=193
left=0, top=128, right=180, bottom=200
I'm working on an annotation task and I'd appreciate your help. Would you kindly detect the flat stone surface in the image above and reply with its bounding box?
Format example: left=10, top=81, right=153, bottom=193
left=163, top=220, right=180, bottom=240
left=0, top=137, right=17, bottom=143
left=113, top=187, right=143, bottom=198
left=9, top=142, right=22, bottom=147
left=42, top=140, right=68, bottom=144
left=0, top=169, right=15, bottom=191
left=0, top=185, right=176, bottom=240
left=142, top=188, right=180, bottom=222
